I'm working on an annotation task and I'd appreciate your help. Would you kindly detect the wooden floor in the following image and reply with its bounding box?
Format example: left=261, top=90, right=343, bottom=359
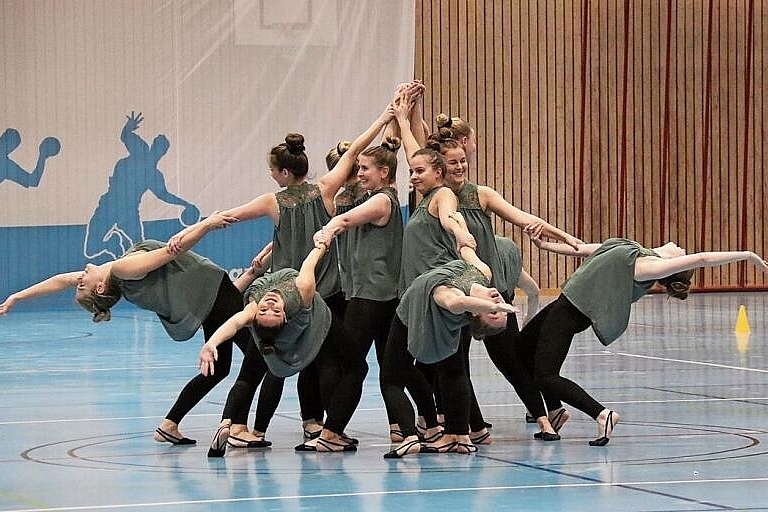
left=1, top=291, right=767, bottom=511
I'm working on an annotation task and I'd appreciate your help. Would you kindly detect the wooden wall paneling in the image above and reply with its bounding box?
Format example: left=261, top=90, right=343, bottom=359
left=739, top=0, right=751, bottom=285
left=552, top=0, right=566, bottom=285
left=587, top=0, right=602, bottom=241
left=753, top=0, right=765, bottom=285
left=456, top=0, right=468, bottom=139
left=506, top=1, right=526, bottom=281
left=414, top=0, right=766, bottom=290
left=624, top=2, right=658, bottom=243
left=499, top=0, right=512, bottom=245
left=659, top=0, right=672, bottom=246
left=666, top=0, right=681, bottom=249
left=697, top=0, right=714, bottom=287
left=532, top=2, right=546, bottom=283
left=652, top=0, right=662, bottom=246
left=465, top=0, right=479, bottom=154
left=686, top=0, right=702, bottom=274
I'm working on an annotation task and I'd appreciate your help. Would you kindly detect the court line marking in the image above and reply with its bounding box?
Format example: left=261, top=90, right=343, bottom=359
left=3, top=477, right=768, bottom=511
left=614, top=352, right=768, bottom=373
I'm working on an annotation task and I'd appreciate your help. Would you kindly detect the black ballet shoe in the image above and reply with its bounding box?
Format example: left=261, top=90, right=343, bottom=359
left=533, top=431, right=561, bottom=441
left=525, top=413, right=537, bottom=424
left=589, top=410, right=617, bottom=447
left=316, top=437, right=357, bottom=453
left=154, top=427, right=196, bottom=445
left=421, top=440, right=458, bottom=454
left=207, top=424, right=230, bottom=458
left=469, top=431, right=491, bottom=444
left=303, top=426, right=322, bottom=440
left=294, top=441, right=317, bottom=452
left=383, top=439, right=423, bottom=459
left=484, top=421, right=493, bottom=429
left=226, top=434, right=272, bottom=448
left=340, top=433, right=359, bottom=445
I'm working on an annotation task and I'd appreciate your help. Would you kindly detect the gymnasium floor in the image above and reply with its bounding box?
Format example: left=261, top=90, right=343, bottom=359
left=1, top=291, right=767, bottom=511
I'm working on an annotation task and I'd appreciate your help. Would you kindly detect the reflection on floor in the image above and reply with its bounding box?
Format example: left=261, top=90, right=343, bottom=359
left=1, top=292, right=767, bottom=511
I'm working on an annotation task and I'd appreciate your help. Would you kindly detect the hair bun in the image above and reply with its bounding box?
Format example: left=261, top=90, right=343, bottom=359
left=336, top=140, right=351, bottom=157
left=435, top=113, right=453, bottom=129
left=284, top=133, right=306, bottom=155
left=92, top=309, right=111, bottom=323
left=425, top=138, right=442, bottom=152
left=380, top=136, right=402, bottom=152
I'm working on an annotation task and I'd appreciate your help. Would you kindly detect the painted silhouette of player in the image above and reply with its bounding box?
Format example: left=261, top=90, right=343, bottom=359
left=0, top=128, right=60, bottom=188
left=84, top=112, right=200, bottom=261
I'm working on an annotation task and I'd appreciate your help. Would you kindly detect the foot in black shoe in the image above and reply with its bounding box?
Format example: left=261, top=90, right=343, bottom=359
left=316, top=437, right=357, bottom=453
left=227, top=434, right=272, bottom=448
left=384, top=436, right=422, bottom=459
left=525, top=412, right=537, bottom=424
left=589, top=409, right=619, bottom=446
left=421, top=440, right=458, bottom=454
left=533, top=431, right=561, bottom=441
left=207, top=423, right=230, bottom=458
left=154, top=427, right=196, bottom=445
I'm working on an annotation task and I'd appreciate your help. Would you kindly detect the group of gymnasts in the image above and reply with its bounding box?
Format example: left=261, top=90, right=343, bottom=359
left=2, top=80, right=767, bottom=459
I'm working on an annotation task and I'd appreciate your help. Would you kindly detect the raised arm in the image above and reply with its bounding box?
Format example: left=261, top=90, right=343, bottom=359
left=634, top=251, right=768, bottom=281
left=294, top=243, right=330, bottom=305
left=232, top=242, right=274, bottom=292
left=318, top=105, right=394, bottom=212
left=199, top=304, right=257, bottom=376
left=392, top=92, right=423, bottom=164
left=120, top=111, right=149, bottom=155
left=0, top=272, right=81, bottom=315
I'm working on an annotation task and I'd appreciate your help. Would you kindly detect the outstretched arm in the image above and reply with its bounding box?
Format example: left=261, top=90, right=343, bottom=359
left=634, top=251, right=768, bottom=281
left=0, top=272, right=81, bottom=315
left=481, top=187, right=582, bottom=249
left=313, top=193, right=392, bottom=247
left=114, top=212, right=235, bottom=280
left=433, top=188, right=476, bottom=250
left=530, top=231, right=600, bottom=258
left=432, top=286, right=518, bottom=316
left=199, top=304, right=256, bottom=376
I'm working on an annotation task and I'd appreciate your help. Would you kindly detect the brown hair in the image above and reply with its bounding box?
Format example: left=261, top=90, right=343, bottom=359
left=412, top=146, right=447, bottom=178
left=269, top=133, right=309, bottom=178
left=325, top=140, right=351, bottom=171
left=469, top=314, right=506, bottom=340
left=75, top=275, right=122, bottom=322
left=435, top=113, right=473, bottom=140
left=359, top=136, right=401, bottom=184
left=426, top=127, right=463, bottom=155
left=657, top=269, right=695, bottom=300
